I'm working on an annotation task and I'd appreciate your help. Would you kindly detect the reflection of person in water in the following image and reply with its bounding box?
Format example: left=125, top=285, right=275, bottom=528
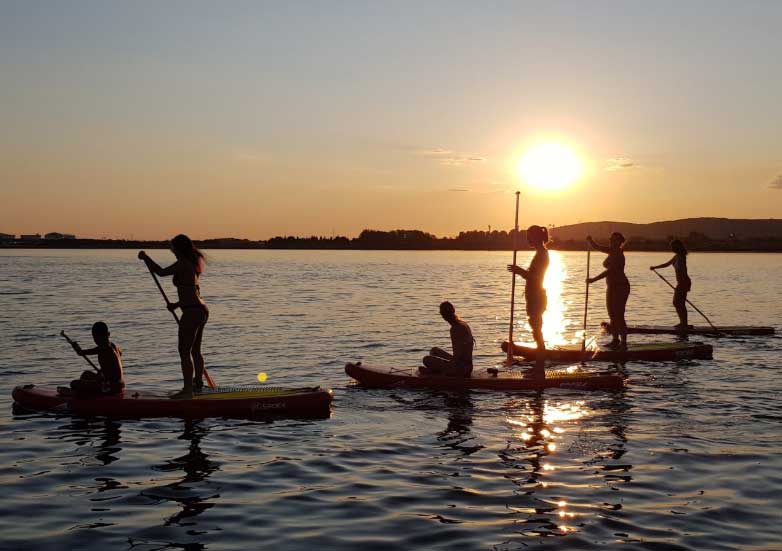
left=147, top=420, right=220, bottom=527
left=437, top=392, right=482, bottom=457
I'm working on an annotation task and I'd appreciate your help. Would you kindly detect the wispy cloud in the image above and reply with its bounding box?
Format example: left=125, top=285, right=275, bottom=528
left=418, top=148, right=487, bottom=167
left=604, top=157, right=636, bottom=171
left=448, top=188, right=471, bottom=192
left=232, top=150, right=272, bottom=163
left=769, top=175, right=782, bottom=189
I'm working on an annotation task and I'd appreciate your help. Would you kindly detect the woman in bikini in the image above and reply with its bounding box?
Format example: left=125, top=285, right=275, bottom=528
left=139, top=234, right=208, bottom=397
left=650, top=239, right=691, bottom=329
left=507, top=225, right=550, bottom=378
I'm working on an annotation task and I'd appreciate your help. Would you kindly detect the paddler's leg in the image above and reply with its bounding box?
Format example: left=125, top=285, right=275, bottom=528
left=176, top=311, right=200, bottom=397
left=617, top=283, right=630, bottom=349
left=605, top=286, right=621, bottom=348
left=430, top=347, right=452, bottom=360
left=191, top=308, right=209, bottom=391
left=673, top=286, right=688, bottom=329
left=529, top=312, right=546, bottom=379
left=421, top=354, right=451, bottom=375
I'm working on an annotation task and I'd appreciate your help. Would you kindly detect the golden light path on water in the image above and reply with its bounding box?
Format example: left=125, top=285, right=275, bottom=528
left=516, top=250, right=576, bottom=347
left=505, top=398, right=591, bottom=535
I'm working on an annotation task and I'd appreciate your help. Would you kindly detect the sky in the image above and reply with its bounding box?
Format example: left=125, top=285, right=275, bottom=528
left=1, top=0, right=781, bottom=240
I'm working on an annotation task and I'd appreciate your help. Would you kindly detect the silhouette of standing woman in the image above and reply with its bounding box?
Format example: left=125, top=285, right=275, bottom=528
left=508, top=225, right=550, bottom=378
left=650, top=239, right=691, bottom=329
left=139, top=234, right=208, bottom=397
left=587, top=233, right=630, bottom=350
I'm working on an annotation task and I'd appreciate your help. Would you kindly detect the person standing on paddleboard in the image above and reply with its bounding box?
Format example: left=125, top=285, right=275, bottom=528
left=650, top=239, right=691, bottom=330
left=420, top=301, right=474, bottom=377
left=587, top=233, right=630, bottom=350
left=139, top=234, right=208, bottom=398
left=507, top=225, right=550, bottom=378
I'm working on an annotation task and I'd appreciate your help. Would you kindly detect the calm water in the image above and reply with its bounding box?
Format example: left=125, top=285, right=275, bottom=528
left=0, top=249, right=780, bottom=550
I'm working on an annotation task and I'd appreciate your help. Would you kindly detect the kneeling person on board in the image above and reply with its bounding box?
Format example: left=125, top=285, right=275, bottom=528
left=68, top=322, right=125, bottom=396
left=420, top=302, right=474, bottom=377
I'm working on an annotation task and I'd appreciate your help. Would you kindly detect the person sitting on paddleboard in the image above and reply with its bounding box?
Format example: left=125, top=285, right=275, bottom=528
left=68, top=321, right=124, bottom=396
left=420, top=301, right=474, bottom=377
left=507, top=225, right=550, bottom=378
left=650, top=239, right=691, bottom=330
left=587, top=233, right=630, bottom=350
left=139, top=234, right=208, bottom=398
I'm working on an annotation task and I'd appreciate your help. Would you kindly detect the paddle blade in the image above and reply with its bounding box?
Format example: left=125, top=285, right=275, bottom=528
left=204, top=367, right=216, bottom=389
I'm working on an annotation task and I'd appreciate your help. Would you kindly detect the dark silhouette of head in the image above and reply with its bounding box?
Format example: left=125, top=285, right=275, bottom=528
left=610, top=232, right=626, bottom=251
left=671, top=239, right=687, bottom=256
left=527, top=225, right=549, bottom=248
left=439, top=301, right=457, bottom=322
left=92, top=321, right=110, bottom=345
left=171, top=234, right=205, bottom=274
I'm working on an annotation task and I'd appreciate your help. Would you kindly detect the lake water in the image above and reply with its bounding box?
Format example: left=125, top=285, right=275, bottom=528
left=0, top=249, right=780, bottom=550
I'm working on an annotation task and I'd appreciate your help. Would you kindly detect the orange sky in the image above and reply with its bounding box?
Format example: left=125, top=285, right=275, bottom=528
left=2, top=3, right=781, bottom=239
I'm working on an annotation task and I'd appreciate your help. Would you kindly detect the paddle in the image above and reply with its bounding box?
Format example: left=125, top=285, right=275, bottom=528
left=581, top=240, right=591, bottom=354
left=143, top=264, right=217, bottom=389
left=506, top=191, right=521, bottom=365
left=60, top=330, right=100, bottom=373
left=651, top=269, right=721, bottom=334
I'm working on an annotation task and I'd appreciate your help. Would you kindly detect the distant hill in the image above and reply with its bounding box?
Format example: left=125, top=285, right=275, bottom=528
left=551, top=218, right=782, bottom=241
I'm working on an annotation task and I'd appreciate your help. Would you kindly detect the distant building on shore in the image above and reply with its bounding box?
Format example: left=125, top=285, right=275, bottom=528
left=44, top=232, right=76, bottom=240
left=20, top=233, right=42, bottom=241
left=0, top=232, right=15, bottom=242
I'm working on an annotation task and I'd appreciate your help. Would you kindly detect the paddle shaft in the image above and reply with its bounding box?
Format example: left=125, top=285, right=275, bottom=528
left=60, top=330, right=99, bottom=372
left=581, top=243, right=591, bottom=353
left=652, top=269, right=719, bottom=333
left=145, top=265, right=216, bottom=389
left=507, top=191, right=520, bottom=364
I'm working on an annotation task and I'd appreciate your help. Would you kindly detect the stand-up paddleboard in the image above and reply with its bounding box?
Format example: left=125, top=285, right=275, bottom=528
left=12, top=384, right=333, bottom=419
left=501, top=340, right=713, bottom=362
left=602, top=321, right=774, bottom=337
left=345, top=362, right=625, bottom=391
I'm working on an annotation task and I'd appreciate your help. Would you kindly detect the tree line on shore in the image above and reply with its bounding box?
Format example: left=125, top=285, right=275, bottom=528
left=3, top=229, right=782, bottom=251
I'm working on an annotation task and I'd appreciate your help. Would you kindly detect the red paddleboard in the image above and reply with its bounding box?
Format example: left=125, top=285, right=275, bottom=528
left=12, top=384, right=333, bottom=419
left=345, top=362, right=625, bottom=391
left=602, top=322, right=775, bottom=337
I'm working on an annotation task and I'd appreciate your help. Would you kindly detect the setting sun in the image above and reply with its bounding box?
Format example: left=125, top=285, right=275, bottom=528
left=518, top=143, right=583, bottom=191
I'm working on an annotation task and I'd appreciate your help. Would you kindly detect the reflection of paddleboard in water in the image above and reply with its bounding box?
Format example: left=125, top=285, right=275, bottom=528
left=502, top=340, right=713, bottom=362
left=603, top=321, right=774, bottom=337
left=12, top=384, right=333, bottom=419
left=345, top=362, right=624, bottom=391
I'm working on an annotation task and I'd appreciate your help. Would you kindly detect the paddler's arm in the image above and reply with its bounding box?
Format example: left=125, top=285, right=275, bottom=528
left=587, top=270, right=608, bottom=284
left=650, top=256, right=674, bottom=270
left=138, top=251, right=179, bottom=277
left=586, top=236, right=610, bottom=254
left=507, top=264, right=528, bottom=279
left=73, top=344, right=100, bottom=357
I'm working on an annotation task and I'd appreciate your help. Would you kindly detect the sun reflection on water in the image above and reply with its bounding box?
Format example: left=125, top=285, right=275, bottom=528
left=517, top=251, right=576, bottom=347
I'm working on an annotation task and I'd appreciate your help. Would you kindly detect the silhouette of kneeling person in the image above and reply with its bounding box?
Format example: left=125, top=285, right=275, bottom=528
left=420, top=302, right=474, bottom=377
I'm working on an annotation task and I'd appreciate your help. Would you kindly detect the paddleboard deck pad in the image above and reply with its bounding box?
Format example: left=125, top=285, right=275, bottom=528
left=12, top=384, right=333, bottom=419
left=501, top=340, right=713, bottom=362
left=602, top=321, right=774, bottom=336
left=345, top=362, right=625, bottom=391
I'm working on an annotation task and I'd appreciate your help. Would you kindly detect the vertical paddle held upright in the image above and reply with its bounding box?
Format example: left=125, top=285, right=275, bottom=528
left=144, top=267, right=217, bottom=389
left=507, top=191, right=521, bottom=365
left=60, top=330, right=99, bottom=372
left=581, top=241, right=591, bottom=354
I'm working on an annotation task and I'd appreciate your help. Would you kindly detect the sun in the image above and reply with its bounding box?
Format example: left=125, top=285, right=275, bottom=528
left=518, top=143, right=583, bottom=191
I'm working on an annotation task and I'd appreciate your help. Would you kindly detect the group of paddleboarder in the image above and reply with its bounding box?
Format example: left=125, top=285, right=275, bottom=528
left=64, top=230, right=693, bottom=395
left=66, top=234, right=208, bottom=398
left=422, top=227, right=692, bottom=380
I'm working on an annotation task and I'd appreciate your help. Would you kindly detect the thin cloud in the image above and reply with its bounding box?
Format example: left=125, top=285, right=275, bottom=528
left=232, top=151, right=272, bottom=163
left=418, top=148, right=487, bottom=167
left=605, top=157, right=636, bottom=171
left=769, top=175, right=782, bottom=189
left=448, top=188, right=471, bottom=192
